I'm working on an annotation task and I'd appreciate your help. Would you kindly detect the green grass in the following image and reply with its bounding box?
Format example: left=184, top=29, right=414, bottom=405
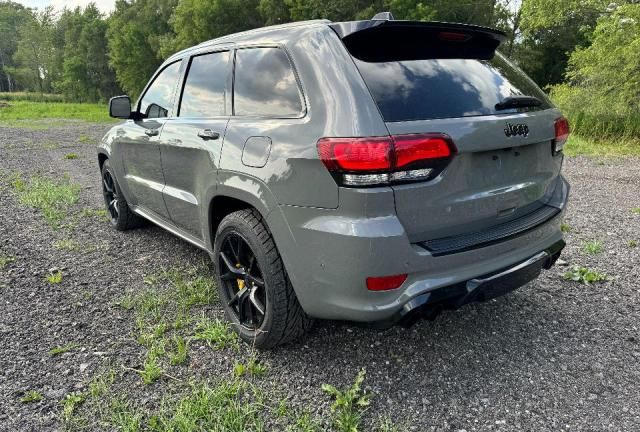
left=563, top=266, right=608, bottom=285
left=0, top=100, right=113, bottom=123
left=322, top=369, right=371, bottom=432
left=564, top=135, right=640, bottom=157
left=629, top=240, right=638, bottom=248
left=233, top=357, right=267, bottom=378
left=12, top=175, right=80, bottom=226
left=168, top=335, right=188, bottom=366
left=62, top=393, right=86, bottom=422
left=52, top=239, right=81, bottom=251
left=46, top=270, right=63, bottom=284
left=115, top=264, right=220, bottom=384
left=138, top=355, right=163, bottom=385
left=0, top=255, right=15, bottom=269
left=0, top=92, right=66, bottom=102
left=20, top=390, right=43, bottom=403
left=583, top=240, right=604, bottom=255
left=80, top=208, right=110, bottom=222
left=632, top=208, right=640, bottom=214
left=64, top=153, right=79, bottom=160
left=192, top=317, right=238, bottom=350
left=49, top=342, right=78, bottom=356
left=560, top=222, right=572, bottom=233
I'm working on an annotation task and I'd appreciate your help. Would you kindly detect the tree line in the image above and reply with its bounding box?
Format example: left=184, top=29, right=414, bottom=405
left=0, top=0, right=638, bottom=136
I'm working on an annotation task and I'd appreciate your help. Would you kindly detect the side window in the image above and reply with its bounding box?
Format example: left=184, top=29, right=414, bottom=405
left=234, top=47, right=303, bottom=117
left=139, top=61, right=182, bottom=119
left=180, top=51, right=230, bottom=118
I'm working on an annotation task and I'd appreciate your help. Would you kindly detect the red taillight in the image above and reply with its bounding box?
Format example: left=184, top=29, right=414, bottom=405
left=554, top=117, right=570, bottom=152
left=317, top=133, right=455, bottom=186
left=366, top=274, right=408, bottom=291
left=393, top=134, right=453, bottom=169
left=317, top=137, right=392, bottom=172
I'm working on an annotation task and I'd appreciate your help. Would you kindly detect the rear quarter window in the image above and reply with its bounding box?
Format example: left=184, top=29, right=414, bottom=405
left=356, top=53, right=553, bottom=122
left=233, top=47, right=304, bottom=117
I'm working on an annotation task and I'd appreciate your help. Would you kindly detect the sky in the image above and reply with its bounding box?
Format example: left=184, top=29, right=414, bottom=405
left=13, top=0, right=116, bottom=13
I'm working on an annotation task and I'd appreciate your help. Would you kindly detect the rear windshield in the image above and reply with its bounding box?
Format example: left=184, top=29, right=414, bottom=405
left=355, top=53, right=553, bottom=122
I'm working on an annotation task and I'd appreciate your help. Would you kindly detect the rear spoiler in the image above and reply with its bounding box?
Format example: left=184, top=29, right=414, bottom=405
left=329, top=20, right=507, bottom=62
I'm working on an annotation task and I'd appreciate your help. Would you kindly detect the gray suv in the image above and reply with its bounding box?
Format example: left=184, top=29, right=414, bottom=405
left=99, top=15, right=570, bottom=348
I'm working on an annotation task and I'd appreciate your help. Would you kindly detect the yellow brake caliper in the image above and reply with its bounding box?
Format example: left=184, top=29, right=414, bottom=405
left=235, top=263, right=245, bottom=290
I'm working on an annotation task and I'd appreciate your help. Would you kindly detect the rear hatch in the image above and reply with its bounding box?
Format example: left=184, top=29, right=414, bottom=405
left=332, top=19, right=565, bottom=245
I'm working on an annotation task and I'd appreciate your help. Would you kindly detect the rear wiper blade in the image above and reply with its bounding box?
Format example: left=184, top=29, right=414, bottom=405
left=495, top=96, right=542, bottom=111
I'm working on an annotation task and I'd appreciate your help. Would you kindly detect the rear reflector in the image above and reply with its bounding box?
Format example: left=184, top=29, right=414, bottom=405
left=366, top=274, right=408, bottom=291
left=554, top=117, right=570, bottom=153
left=318, top=133, right=455, bottom=186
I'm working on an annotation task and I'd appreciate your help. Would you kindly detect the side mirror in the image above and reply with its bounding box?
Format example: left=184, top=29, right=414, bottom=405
left=109, top=95, right=132, bottom=119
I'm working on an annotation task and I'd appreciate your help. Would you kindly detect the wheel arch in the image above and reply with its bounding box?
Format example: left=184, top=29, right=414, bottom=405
left=97, top=150, right=109, bottom=170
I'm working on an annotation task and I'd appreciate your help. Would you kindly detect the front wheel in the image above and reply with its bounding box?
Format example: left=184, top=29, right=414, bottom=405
left=214, top=209, right=312, bottom=349
left=101, top=159, right=144, bottom=231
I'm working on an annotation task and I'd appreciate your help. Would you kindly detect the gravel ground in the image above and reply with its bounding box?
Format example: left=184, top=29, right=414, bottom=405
left=0, top=120, right=639, bottom=431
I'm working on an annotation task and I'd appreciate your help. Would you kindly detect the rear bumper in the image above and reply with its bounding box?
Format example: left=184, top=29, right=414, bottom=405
left=266, top=175, right=569, bottom=323
left=372, top=239, right=565, bottom=328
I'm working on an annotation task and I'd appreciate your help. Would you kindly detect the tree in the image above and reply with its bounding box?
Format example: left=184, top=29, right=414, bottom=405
left=9, top=7, right=59, bottom=93
left=0, top=1, right=31, bottom=92
left=559, top=4, right=640, bottom=110
left=107, top=0, right=177, bottom=99
left=515, top=0, right=613, bottom=86
left=58, top=4, right=120, bottom=102
left=159, top=0, right=262, bottom=57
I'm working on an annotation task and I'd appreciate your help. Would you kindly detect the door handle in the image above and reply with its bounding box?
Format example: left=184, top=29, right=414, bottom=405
left=144, top=128, right=159, bottom=137
left=197, top=129, right=220, bottom=140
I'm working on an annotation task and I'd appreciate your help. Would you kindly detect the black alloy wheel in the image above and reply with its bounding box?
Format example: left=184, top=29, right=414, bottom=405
left=218, top=232, right=267, bottom=330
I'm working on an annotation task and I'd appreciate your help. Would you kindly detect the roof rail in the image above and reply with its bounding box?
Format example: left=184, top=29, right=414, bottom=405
left=371, top=11, right=395, bottom=21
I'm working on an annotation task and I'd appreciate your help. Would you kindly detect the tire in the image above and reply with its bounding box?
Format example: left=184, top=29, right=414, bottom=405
left=214, top=209, right=312, bottom=349
left=100, top=159, right=145, bottom=231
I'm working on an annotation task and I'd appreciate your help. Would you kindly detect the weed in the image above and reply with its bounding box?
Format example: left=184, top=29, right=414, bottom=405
left=377, top=417, right=400, bottom=432
left=53, top=239, right=80, bottom=251
left=169, top=335, right=188, bottom=366
left=152, top=381, right=264, bottom=430
left=62, top=392, right=86, bottom=421
left=583, top=239, right=604, bottom=255
left=64, top=153, right=79, bottom=160
left=163, top=267, right=217, bottom=310
left=632, top=207, right=640, bottom=214
left=109, top=398, right=143, bottom=432
left=560, top=222, right=572, bottom=233
left=20, top=390, right=43, bottom=403
left=193, top=317, right=238, bottom=350
left=46, top=270, right=63, bottom=284
left=563, top=266, right=607, bottom=285
left=629, top=240, right=638, bottom=248
left=47, top=269, right=63, bottom=283
left=49, top=342, right=78, bottom=356
left=138, top=355, right=163, bottom=385
left=12, top=175, right=80, bottom=226
left=234, top=357, right=267, bottom=378
left=287, top=411, right=323, bottom=432
left=88, top=370, right=116, bottom=398
left=0, top=255, right=15, bottom=269
left=322, top=369, right=371, bottom=432
left=78, top=135, right=95, bottom=144
left=80, top=208, right=110, bottom=222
